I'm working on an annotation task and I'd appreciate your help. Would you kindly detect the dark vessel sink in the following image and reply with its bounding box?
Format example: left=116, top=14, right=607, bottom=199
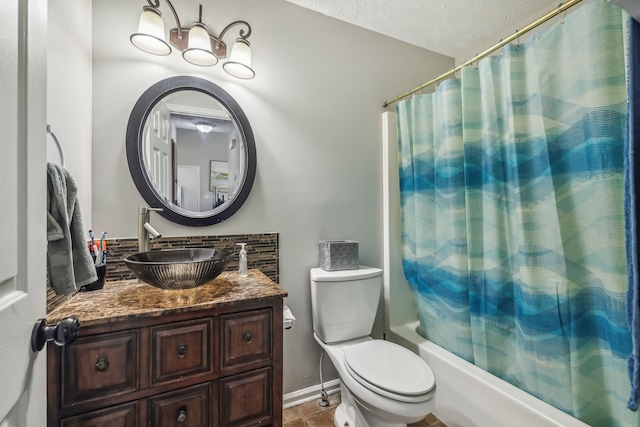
left=124, top=248, right=233, bottom=290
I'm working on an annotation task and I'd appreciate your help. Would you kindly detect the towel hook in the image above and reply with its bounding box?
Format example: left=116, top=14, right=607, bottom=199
left=47, top=124, right=65, bottom=168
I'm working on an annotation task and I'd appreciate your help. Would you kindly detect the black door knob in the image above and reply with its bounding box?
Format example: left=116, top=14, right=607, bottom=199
left=31, top=317, right=80, bottom=352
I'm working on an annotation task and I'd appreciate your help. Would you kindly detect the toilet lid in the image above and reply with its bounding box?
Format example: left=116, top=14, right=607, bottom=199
left=343, top=340, right=435, bottom=398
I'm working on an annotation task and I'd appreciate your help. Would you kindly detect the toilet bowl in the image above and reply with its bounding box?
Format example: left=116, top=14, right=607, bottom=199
left=315, top=334, right=435, bottom=427
left=310, top=266, right=436, bottom=426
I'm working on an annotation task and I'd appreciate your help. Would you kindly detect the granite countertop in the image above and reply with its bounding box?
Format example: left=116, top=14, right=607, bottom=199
left=47, top=269, right=287, bottom=327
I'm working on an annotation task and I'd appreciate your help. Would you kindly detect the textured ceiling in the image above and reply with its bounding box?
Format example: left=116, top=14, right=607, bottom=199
left=283, top=0, right=558, bottom=60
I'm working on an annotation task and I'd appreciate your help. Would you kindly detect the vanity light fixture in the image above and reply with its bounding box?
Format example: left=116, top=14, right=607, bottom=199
left=130, top=0, right=255, bottom=79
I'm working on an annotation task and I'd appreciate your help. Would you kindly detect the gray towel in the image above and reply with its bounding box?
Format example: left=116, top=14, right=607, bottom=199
left=47, top=163, right=97, bottom=295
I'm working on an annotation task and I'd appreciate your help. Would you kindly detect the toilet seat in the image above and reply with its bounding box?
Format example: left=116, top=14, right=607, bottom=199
left=343, top=340, right=435, bottom=403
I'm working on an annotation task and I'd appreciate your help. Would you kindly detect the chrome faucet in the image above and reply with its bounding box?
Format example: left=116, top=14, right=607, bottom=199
left=138, top=207, right=163, bottom=252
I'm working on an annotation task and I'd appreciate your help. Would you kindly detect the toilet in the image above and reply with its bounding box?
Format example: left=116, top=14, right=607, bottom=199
left=310, top=266, right=436, bottom=427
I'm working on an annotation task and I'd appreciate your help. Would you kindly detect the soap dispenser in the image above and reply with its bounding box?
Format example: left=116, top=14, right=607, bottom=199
left=237, top=243, right=248, bottom=277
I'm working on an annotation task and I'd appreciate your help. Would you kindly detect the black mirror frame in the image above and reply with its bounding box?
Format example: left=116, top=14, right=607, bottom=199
left=126, top=76, right=256, bottom=227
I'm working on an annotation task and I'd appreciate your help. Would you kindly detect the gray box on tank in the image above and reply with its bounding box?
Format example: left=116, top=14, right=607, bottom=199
left=318, top=240, right=359, bottom=271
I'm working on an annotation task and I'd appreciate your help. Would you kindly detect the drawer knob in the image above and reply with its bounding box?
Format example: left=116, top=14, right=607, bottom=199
left=177, top=409, right=187, bottom=423
left=95, top=357, right=109, bottom=372
left=243, top=332, right=253, bottom=343
left=177, top=343, right=188, bottom=357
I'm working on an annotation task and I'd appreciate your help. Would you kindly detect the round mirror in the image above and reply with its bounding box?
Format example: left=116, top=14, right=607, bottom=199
left=126, top=76, right=256, bottom=226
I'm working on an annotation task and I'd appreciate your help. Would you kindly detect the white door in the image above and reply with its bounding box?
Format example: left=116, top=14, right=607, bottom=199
left=178, top=165, right=201, bottom=211
left=145, top=104, right=171, bottom=199
left=0, top=0, right=48, bottom=425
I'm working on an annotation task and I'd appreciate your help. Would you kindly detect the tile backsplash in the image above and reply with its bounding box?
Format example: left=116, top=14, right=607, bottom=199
left=47, top=232, right=279, bottom=313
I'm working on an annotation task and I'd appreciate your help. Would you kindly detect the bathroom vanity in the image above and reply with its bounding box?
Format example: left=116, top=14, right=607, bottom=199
left=46, top=270, right=286, bottom=427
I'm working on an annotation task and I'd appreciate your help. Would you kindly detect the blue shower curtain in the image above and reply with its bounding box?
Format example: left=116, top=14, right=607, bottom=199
left=396, top=1, right=635, bottom=426
left=626, top=12, right=640, bottom=413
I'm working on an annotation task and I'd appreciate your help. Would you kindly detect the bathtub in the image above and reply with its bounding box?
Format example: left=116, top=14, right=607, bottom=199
left=386, top=322, right=590, bottom=427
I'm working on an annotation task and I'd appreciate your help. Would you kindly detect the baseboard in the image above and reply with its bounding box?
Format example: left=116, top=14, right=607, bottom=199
left=283, top=379, right=341, bottom=409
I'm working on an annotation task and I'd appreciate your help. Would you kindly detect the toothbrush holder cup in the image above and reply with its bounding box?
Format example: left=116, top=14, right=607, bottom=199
left=79, top=264, right=107, bottom=292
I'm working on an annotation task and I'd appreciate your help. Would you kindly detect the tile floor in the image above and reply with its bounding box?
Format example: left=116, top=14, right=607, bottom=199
left=283, top=393, right=447, bottom=427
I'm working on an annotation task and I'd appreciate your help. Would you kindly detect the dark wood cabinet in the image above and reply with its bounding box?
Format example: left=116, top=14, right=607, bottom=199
left=221, top=309, right=272, bottom=371
left=220, top=368, right=272, bottom=427
left=149, top=383, right=211, bottom=427
left=62, top=330, right=139, bottom=407
left=151, top=319, right=213, bottom=385
left=60, top=401, right=140, bottom=427
left=47, top=285, right=284, bottom=427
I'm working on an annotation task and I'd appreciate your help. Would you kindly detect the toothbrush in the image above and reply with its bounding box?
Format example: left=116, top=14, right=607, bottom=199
left=89, top=229, right=96, bottom=258
left=99, top=231, right=107, bottom=265
left=101, top=241, right=107, bottom=265
left=96, top=231, right=107, bottom=266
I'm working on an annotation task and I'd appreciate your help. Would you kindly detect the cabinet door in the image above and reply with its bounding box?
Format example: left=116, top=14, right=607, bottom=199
left=149, top=383, right=210, bottom=427
left=60, top=401, right=139, bottom=427
left=62, top=331, right=138, bottom=406
left=219, top=368, right=271, bottom=427
left=151, top=319, right=212, bottom=384
left=221, top=309, right=271, bottom=371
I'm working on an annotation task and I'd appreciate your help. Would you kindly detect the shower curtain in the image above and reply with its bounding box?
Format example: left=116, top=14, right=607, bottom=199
left=396, top=1, right=635, bottom=426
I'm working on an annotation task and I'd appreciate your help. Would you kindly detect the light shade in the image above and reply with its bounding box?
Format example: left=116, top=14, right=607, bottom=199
left=195, top=123, right=214, bottom=133
left=130, top=7, right=171, bottom=56
left=223, top=39, right=255, bottom=79
left=182, top=23, right=218, bottom=67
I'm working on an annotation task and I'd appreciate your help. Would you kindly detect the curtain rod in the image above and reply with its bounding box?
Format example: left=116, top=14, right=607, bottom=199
left=383, top=0, right=584, bottom=108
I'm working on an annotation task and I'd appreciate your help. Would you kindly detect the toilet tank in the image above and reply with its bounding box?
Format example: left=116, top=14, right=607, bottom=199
left=310, top=266, right=383, bottom=343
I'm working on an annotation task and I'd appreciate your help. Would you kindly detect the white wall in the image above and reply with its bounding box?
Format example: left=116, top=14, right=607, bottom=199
left=47, top=0, right=92, bottom=227
left=90, top=0, right=453, bottom=394
left=454, top=2, right=565, bottom=65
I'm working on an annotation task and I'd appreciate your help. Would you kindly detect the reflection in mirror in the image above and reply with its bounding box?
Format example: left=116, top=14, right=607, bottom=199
left=142, top=90, right=245, bottom=213
left=126, top=76, right=256, bottom=227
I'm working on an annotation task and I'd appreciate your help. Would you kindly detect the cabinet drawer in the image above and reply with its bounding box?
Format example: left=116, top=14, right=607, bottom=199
left=149, top=383, right=211, bottom=427
left=151, top=319, right=212, bottom=384
left=60, top=401, right=138, bottom=427
left=62, top=331, right=138, bottom=406
left=221, top=309, right=271, bottom=369
left=220, top=368, right=271, bottom=427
